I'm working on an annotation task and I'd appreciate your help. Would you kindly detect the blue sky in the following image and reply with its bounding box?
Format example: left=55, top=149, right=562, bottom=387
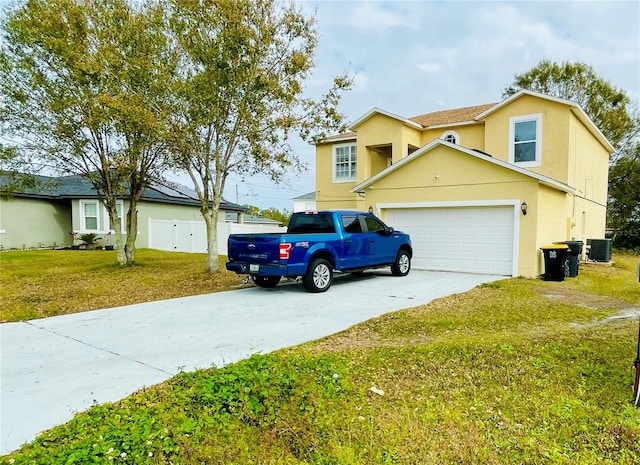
left=2, top=0, right=639, bottom=211
left=234, top=0, right=640, bottom=211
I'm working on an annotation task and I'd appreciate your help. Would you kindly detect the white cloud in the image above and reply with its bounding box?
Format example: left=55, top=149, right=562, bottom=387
left=352, top=72, right=370, bottom=89
left=415, top=47, right=458, bottom=74
left=417, top=62, right=443, bottom=73
left=346, top=1, right=416, bottom=31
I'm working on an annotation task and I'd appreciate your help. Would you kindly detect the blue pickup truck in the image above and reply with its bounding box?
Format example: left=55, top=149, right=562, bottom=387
left=226, top=210, right=412, bottom=292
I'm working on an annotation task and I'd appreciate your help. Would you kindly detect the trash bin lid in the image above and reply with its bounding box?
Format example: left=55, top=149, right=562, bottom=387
left=540, top=244, right=569, bottom=249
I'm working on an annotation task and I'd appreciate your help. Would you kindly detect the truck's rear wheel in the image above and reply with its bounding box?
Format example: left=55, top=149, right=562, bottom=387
left=302, top=258, right=333, bottom=293
left=391, top=249, right=411, bottom=276
left=251, top=275, right=281, bottom=288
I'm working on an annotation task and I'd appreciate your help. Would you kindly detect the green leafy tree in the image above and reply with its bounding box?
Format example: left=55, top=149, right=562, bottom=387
left=166, top=0, right=352, bottom=272
left=0, top=0, right=175, bottom=264
left=607, top=142, right=640, bottom=248
left=0, top=144, right=40, bottom=199
left=260, top=207, right=291, bottom=226
left=243, top=205, right=261, bottom=217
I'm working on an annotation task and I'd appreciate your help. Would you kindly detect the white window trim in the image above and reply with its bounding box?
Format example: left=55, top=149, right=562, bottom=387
left=442, top=130, right=460, bottom=145
left=509, top=113, right=542, bottom=167
left=332, top=143, right=357, bottom=183
left=80, top=200, right=100, bottom=231
left=79, top=199, right=125, bottom=233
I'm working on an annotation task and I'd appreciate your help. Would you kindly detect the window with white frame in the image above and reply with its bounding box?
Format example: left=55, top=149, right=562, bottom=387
left=333, top=144, right=357, bottom=182
left=80, top=200, right=125, bottom=232
left=81, top=201, right=99, bottom=230
left=442, top=130, right=459, bottom=145
left=509, top=114, right=542, bottom=166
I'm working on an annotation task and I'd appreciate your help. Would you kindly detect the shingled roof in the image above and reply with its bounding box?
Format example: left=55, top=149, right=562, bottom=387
left=408, top=103, right=496, bottom=127
left=322, top=131, right=357, bottom=142
left=320, top=102, right=496, bottom=144
left=1, top=173, right=246, bottom=211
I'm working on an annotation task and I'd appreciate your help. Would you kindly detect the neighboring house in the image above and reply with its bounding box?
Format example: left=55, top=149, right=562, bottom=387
left=242, top=214, right=286, bottom=227
left=0, top=174, right=253, bottom=254
left=314, top=90, right=613, bottom=278
left=292, top=191, right=317, bottom=212
left=223, top=212, right=287, bottom=225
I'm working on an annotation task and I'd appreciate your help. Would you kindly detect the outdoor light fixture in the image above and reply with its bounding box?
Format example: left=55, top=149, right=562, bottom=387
left=521, top=201, right=528, bottom=216
left=368, top=205, right=374, bottom=214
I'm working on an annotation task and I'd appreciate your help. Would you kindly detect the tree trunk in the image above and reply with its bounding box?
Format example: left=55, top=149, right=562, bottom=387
left=103, top=199, right=127, bottom=265
left=204, top=205, right=220, bottom=273
left=125, top=200, right=138, bottom=264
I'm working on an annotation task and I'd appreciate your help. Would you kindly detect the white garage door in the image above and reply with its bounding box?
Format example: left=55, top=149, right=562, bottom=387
left=384, top=206, right=515, bottom=275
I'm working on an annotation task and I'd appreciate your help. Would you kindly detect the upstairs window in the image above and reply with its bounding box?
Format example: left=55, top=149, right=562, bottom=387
left=442, top=130, right=459, bottom=145
left=509, top=114, right=542, bottom=167
left=333, top=143, right=357, bottom=182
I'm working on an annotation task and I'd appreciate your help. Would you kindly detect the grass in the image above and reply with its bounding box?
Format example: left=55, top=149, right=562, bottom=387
left=0, top=249, right=247, bottom=322
left=1, top=252, right=640, bottom=464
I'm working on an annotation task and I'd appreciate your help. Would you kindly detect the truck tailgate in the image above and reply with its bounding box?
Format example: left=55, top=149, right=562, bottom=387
left=227, top=234, right=283, bottom=264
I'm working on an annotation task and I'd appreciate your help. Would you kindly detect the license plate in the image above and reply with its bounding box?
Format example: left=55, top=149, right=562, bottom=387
left=249, top=264, right=259, bottom=272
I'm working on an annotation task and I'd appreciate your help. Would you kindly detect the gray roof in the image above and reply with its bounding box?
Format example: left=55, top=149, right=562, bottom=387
left=243, top=215, right=285, bottom=226
left=1, top=173, right=246, bottom=212
left=293, top=191, right=316, bottom=200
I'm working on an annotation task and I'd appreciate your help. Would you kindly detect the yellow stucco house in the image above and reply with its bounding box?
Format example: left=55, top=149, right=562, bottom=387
left=314, top=90, right=613, bottom=277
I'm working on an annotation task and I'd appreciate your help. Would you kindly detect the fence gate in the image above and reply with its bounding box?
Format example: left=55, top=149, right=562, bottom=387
left=148, top=219, right=285, bottom=255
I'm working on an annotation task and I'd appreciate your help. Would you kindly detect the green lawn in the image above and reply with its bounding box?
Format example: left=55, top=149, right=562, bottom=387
left=1, top=252, right=639, bottom=464
left=0, top=249, right=246, bottom=322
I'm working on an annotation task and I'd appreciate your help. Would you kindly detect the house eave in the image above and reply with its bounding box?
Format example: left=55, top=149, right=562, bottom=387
left=348, top=107, right=423, bottom=131
left=423, top=120, right=482, bottom=130
left=315, top=135, right=357, bottom=145
left=351, top=139, right=576, bottom=194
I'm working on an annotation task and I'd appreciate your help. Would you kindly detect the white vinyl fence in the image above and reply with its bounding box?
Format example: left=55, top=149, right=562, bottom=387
left=148, top=219, right=286, bottom=255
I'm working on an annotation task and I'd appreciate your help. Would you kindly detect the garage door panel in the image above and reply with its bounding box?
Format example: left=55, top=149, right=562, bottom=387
left=385, top=206, right=514, bottom=276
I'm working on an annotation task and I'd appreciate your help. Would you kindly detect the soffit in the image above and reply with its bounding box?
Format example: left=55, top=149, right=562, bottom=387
left=351, top=139, right=574, bottom=194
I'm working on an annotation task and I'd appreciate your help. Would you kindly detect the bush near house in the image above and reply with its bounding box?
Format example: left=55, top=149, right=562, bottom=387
left=1, top=253, right=639, bottom=464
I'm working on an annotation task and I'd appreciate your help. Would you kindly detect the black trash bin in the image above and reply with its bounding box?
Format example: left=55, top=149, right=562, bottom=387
left=554, top=240, right=584, bottom=277
left=540, top=244, right=569, bottom=281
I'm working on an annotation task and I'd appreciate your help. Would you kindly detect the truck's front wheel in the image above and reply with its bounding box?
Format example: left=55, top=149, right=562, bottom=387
left=391, top=249, right=411, bottom=276
left=251, top=275, right=281, bottom=288
left=303, top=258, right=333, bottom=293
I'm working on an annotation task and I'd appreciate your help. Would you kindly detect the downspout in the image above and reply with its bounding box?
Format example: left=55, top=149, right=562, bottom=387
left=570, top=192, right=576, bottom=240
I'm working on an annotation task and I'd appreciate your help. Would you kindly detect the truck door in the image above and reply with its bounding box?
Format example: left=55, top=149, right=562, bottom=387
left=339, top=214, right=367, bottom=269
left=363, top=216, right=395, bottom=265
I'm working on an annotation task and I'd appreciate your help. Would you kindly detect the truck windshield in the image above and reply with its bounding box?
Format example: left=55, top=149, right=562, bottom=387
left=288, top=213, right=336, bottom=234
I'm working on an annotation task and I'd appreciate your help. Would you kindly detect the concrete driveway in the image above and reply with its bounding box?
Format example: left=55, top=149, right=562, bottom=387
left=0, top=270, right=500, bottom=455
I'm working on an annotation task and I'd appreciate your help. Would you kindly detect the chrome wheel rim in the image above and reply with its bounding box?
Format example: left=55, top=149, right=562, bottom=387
left=398, top=254, right=410, bottom=273
left=313, top=264, right=331, bottom=289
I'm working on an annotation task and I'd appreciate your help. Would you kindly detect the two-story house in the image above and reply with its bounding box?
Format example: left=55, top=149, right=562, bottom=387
left=314, top=90, right=613, bottom=277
